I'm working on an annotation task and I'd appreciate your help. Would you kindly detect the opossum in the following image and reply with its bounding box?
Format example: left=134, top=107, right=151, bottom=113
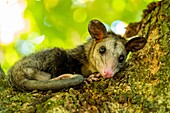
left=8, top=19, right=147, bottom=91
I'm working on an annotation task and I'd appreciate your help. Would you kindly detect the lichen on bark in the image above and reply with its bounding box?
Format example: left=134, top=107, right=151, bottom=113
left=1, top=0, right=170, bottom=112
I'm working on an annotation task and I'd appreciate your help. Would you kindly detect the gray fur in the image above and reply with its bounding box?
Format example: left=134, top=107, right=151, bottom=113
left=7, top=19, right=146, bottom=91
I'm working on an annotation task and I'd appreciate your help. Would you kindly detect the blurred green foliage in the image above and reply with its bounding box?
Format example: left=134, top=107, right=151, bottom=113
left=0, top=0, right=157, bottom=72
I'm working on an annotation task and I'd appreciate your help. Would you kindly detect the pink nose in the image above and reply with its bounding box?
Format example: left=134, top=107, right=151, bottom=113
left=103, top=70, right=113, bottom=78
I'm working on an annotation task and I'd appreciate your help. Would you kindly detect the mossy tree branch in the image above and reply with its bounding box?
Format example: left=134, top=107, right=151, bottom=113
left=0, top=0, right=170, bottom=112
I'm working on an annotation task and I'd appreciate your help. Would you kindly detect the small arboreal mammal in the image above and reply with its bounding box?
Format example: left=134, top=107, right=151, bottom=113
left=8, top=19, right=147, bottom=91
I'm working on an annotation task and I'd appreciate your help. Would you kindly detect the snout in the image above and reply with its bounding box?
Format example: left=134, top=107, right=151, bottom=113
left=101, top=67, right=119, bottom=78
left=103, top=70, right=113, bottom=78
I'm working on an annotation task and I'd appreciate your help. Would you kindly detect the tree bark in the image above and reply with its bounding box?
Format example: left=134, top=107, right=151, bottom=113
left=0, top=0, right=170, bottom=112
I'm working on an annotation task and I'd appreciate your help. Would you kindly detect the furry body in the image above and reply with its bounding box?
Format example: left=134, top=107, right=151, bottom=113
left=8, top=20, right=146, bottom=91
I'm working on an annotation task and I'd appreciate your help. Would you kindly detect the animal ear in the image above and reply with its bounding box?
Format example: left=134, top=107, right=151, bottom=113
left=88, top=19, right=107, bottom=42
left=125, top=37, right=147, bottom=53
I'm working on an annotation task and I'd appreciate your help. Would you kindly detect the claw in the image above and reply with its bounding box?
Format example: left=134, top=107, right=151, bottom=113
left=85, top=73, right=101, bottom=82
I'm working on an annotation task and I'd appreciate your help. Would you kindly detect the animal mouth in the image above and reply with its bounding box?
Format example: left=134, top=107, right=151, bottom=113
left=103, top=71, right=113, bottom=78
left=101, top=67, right=119, bottom=78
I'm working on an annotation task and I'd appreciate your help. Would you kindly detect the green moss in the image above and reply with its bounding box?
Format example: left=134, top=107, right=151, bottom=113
left=131, top=94, right=142, bottom=104
left=1, top=1, right=170, bottom=112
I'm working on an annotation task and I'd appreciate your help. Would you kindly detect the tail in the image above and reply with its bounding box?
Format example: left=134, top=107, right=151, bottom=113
left=0, top=64, right=5, bottom=79
left=16, top=74, right=84, bottom=91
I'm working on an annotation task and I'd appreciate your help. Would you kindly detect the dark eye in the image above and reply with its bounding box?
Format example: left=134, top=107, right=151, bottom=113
left=99, top=46, right=106, bottom=55
left=118, top=55, right=125, bottom=63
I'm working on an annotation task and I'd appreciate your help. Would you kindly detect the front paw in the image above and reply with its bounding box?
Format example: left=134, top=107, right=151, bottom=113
left=85, top=73, right=101, bottom=82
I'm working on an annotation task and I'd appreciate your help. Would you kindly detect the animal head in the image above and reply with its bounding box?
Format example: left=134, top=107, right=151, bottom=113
left=88, top=19, right=146, bottom=78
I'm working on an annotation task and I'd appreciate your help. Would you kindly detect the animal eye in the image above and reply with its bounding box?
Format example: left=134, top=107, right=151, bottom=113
left=99, top=46, right=106, bottom=54
left=118, top=55, right=125, bottom=63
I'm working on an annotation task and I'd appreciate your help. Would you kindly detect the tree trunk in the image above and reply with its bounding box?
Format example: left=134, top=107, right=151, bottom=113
left=0, top=0, right=170, bottom=112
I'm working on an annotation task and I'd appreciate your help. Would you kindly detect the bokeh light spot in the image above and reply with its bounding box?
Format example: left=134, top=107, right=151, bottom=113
left=72, top=0, right=94, bottom=7
left=27, top=32, right=45, bottom=44
left=73, top=8, right=87, bottom=23
left=16, top=39, right=35, bottom=55
left=111, top=20, right=127, bottom=35
left=44, top=0, right=59, bottom=11
left=0, top=0, right=26, bottom=45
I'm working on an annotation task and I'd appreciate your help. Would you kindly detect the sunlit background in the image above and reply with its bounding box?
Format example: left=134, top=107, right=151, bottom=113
left=0, top=0, right=157, bottom=72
